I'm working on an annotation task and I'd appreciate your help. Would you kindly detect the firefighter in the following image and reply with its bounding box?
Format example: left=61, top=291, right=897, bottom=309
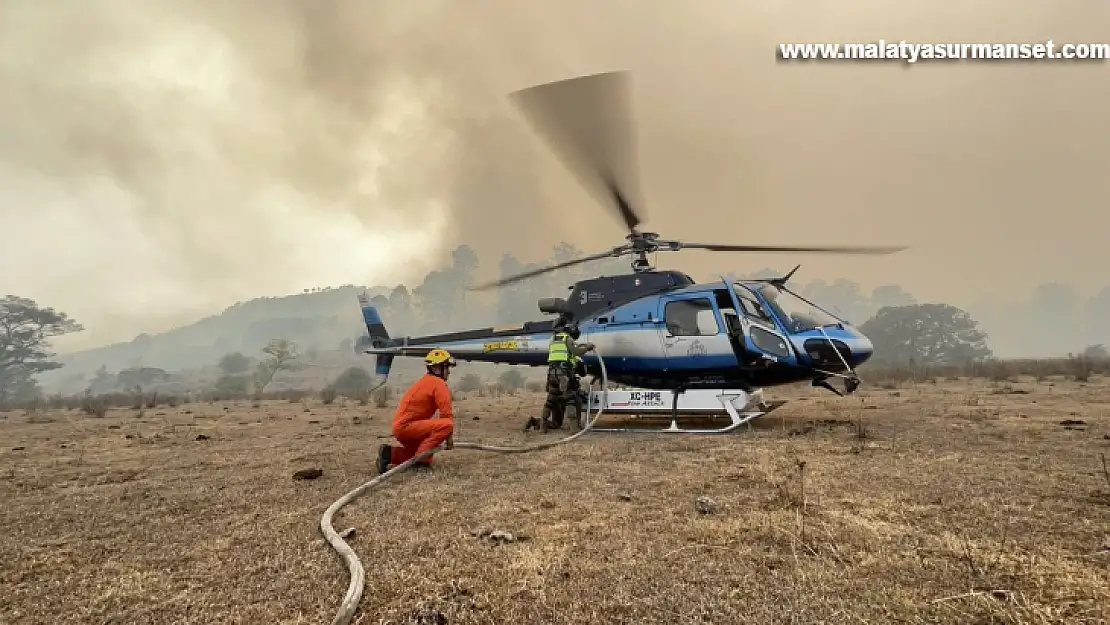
left=376, top=349, right=456, bottom=474
left=564, top=325, right=590, bottom=418
left=526, top=320, right=594, bottom=432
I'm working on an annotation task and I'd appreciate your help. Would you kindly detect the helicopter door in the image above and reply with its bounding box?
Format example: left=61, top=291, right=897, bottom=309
left=720, top=279, right=798, bottom=366
left=657, top=294, right=737, bottom=371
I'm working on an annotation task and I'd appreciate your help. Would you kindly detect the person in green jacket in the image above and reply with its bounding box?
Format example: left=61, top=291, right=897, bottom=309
left=525, top=320, right=594, bottom=432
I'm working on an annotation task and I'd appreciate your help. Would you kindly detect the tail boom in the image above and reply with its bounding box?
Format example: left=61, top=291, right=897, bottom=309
left=357, top=295, right=553, bottom=369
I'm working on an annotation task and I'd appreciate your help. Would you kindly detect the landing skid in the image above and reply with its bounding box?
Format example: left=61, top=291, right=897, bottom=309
left=583, top=387, right=787, bottom=434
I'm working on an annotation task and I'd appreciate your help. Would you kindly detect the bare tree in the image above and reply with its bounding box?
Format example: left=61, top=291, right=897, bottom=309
left=253, top=339, right=300, bottom=397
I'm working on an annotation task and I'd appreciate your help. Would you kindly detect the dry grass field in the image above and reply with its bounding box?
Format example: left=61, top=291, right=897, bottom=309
left=2, top=375, right=1109, bottom=624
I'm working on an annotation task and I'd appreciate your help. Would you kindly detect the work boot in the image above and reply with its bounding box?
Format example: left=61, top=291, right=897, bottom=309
left=548, top=402, right=565, bottom=429
left=376, top=444, right=392, bottom=475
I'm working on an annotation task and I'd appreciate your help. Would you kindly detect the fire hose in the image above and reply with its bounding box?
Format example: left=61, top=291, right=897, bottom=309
left=319, top=347, right=611, bottom=625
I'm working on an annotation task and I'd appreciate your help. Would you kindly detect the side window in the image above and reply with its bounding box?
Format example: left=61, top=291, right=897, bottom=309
left=664, top=298, right=720, bottom=336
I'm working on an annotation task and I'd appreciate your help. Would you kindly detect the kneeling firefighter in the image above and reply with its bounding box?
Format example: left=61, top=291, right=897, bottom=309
left=377, top=349, right=457, bottom=474
left=527, top=321, right=594, bottom=432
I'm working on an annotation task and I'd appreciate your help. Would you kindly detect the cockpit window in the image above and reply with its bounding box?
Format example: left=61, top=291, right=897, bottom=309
left=755, top=285, right=843, bottom=333
left=730, top=285, right=776, bottom=324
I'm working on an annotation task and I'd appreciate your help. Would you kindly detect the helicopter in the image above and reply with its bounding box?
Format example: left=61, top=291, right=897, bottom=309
left=356, top=71, right=905, bottom=430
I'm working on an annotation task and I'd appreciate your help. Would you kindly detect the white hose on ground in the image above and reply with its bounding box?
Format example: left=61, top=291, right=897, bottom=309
left=319, top=347, right=611, bottom=625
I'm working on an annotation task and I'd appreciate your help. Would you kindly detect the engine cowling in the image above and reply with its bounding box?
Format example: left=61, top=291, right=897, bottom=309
left=538, top=297, right=569, bottom=315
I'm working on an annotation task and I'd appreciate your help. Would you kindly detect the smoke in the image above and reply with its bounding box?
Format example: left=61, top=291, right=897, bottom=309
left=2, top=0, right=1108, bottom=351
left=0, top=1, right=460, bottom=347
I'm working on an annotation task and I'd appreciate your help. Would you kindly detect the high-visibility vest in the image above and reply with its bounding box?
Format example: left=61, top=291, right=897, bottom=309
left=548, top=332, right=571, bottom=363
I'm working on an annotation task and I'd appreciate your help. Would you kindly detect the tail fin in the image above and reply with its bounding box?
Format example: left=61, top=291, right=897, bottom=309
left=357, top=294, right=395, bottom=378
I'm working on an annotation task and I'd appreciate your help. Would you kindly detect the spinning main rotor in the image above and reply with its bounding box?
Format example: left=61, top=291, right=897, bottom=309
left=469, top=71, right=905, bottom=292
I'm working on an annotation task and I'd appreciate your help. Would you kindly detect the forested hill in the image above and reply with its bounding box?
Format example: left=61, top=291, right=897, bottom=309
left=49, top=285, right=394, bottom=380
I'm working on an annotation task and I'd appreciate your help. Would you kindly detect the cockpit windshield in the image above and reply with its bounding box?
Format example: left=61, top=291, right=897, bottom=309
left=753, top=284, right=843, bottom=333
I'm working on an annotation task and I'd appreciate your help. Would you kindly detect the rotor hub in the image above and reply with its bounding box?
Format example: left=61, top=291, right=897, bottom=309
left=624, top=232, right=662, bottom=272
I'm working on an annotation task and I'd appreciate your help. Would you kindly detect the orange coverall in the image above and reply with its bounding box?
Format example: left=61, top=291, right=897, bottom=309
left=388, top=373, right=455, bottom=466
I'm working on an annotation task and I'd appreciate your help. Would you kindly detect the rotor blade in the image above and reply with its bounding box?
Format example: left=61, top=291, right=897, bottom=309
left=680, top=243, right=908, bottom=255
left=468, top=249, right=621, bottom=291
left=509, top=71, right=643, bottom=234
left=600, top=172, right=640, bottom=235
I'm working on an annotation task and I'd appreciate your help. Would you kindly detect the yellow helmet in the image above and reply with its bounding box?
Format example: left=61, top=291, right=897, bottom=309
left=424, top=349, right=456, bottom=367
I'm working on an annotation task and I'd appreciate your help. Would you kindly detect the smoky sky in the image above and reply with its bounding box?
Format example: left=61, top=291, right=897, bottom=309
left=2, top=0, right=1108, bottom=351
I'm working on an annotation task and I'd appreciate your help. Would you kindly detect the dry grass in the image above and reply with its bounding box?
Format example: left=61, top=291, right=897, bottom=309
left=2, top=376, right=1109, bottom=625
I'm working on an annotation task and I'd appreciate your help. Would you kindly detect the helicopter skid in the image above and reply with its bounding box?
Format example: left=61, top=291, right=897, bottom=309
left=583, top=388, right=785, bottom=434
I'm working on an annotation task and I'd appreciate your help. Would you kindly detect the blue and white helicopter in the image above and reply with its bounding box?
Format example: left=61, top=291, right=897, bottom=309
left=356, top=71, right=906, bottom=433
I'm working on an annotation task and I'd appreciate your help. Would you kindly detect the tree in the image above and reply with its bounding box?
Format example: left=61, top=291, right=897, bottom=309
left=1083, top=286, right=1110, bottom=347
left=0, top=295, right=83, bottom=406
left=214, top=373, right=252, bottom=396
left=457, top=372, right=484, bottom=392
left=14, top=374, right=43, bottom=404
left=859, top=303, right=992, bottom=366
left=451, top=245, right=480, bottom=324
left=388, top=285, right=412, bottom=333
left=551, top=243, right=594, bottom=286
left=498, top=368, right=526, bottom=392
left=496, top=253, right=532, bottom=324
left=414, top=269, right=457, bottom=330
left=870, top=285, right=917, bottom=308
left=218, top=352, right=252, bottom=376
left=1082, top=344, right=1109, bottom=360
left=214, top=352, right=253, bottom=398
left=330, top=366, right=373, bottom=398
left=116, top=367, right=169, bottom=389
left=4, top=369, right=42, bottom=406
left=799, top=279, right=874, bottom=325
left=451, top=245, right=479, bottom=288
left=253, top=339, right=300, bottom=396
